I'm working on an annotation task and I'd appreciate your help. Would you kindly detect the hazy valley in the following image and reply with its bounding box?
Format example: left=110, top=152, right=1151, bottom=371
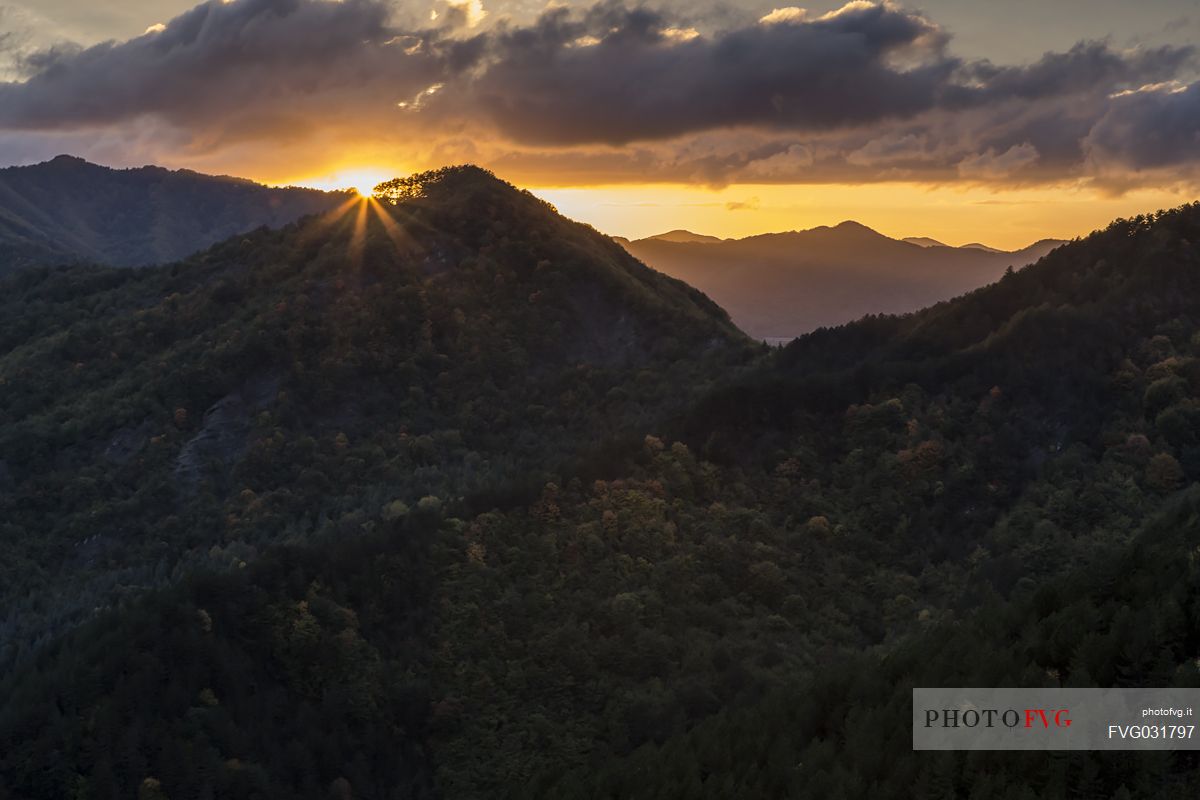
left=622, top=224, right=1065, bottom=340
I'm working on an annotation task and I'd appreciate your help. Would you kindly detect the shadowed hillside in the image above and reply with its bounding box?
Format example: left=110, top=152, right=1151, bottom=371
left=0, top=156, right=345, bottom=272
left=0, top=165, right=748, bottom=658
left=2, top=177, right=1199, bottom=798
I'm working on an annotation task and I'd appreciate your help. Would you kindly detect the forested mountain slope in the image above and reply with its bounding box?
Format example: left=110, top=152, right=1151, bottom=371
left=2, top=187, right=1199, bottom=799
left=0, top=165, right=748, bottom=660
left=421, top=206, right=1200, bottom=797
left=0, top=156, right=343, bottom=272
left=554, top=489, right=1200, bottom=798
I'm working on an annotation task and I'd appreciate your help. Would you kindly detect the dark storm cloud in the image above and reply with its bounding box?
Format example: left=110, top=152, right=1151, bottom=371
left=462, top=0, right=1200, bottom=186
left=0, top=0, right=479, bottom=133
left=468, top=1, right=960, bottom=145
left=1086, top=81, right=1200, bottom=170
left=0, top=0, right=1197, bottom=186
left=949, top=40, right=1194, bottom=106
left=458, top=3, right=1195, bottom=149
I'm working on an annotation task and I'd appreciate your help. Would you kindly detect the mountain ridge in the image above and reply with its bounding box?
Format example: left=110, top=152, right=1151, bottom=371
left=0, top=155, right=347, bottom=272
left=622, top=222, right=1068, bottom=339
left=902, top=235, right=947, bottom=247
left=642, top=229, right=726, bottom=244
left=633, top=221, right=1055, bottom=256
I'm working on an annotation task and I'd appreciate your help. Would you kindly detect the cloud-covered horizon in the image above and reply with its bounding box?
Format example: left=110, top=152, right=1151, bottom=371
left=0, top=0, right=1197, bottom=191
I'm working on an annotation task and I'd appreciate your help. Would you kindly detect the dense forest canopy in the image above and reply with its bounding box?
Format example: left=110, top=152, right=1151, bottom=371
left=1, top=167, right=1199, bottom=798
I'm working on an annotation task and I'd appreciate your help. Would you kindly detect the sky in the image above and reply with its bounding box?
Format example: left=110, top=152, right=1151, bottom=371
left=0, top=0, right=1198, bottom=248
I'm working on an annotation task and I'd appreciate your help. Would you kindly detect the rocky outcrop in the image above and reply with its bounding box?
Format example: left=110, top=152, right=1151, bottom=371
left=103, top=420, right=153, bottom=465
left=175, top=374, right=280, bottom=492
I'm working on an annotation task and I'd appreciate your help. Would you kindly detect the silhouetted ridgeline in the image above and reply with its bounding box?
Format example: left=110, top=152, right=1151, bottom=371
left=0, top=156, right=345, bottom=272
left=624, top=221, right=1065, bottom=339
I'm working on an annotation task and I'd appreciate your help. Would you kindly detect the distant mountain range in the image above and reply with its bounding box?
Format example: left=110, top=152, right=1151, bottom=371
left=641, top=229, right=726, bottom=244
left=623, top=222, right=1066, bottom=340
left=0, top=156, right=345, bottom=272
left=900, top=235, right=947, bottom=248
left=901, top=235, right=1004, bottom=253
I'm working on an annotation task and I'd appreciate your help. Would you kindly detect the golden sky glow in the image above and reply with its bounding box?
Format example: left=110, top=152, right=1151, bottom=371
left=531, top=182, right=1199, bottom=250
left=280, top=163, right=1197, bottom=250
left=295, top=166, right=400, bottom=199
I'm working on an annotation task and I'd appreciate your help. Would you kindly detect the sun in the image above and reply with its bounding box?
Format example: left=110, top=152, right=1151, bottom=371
left=340, top=168, right=393, bottom=198
left=294, top=167, right=396, bottom=198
